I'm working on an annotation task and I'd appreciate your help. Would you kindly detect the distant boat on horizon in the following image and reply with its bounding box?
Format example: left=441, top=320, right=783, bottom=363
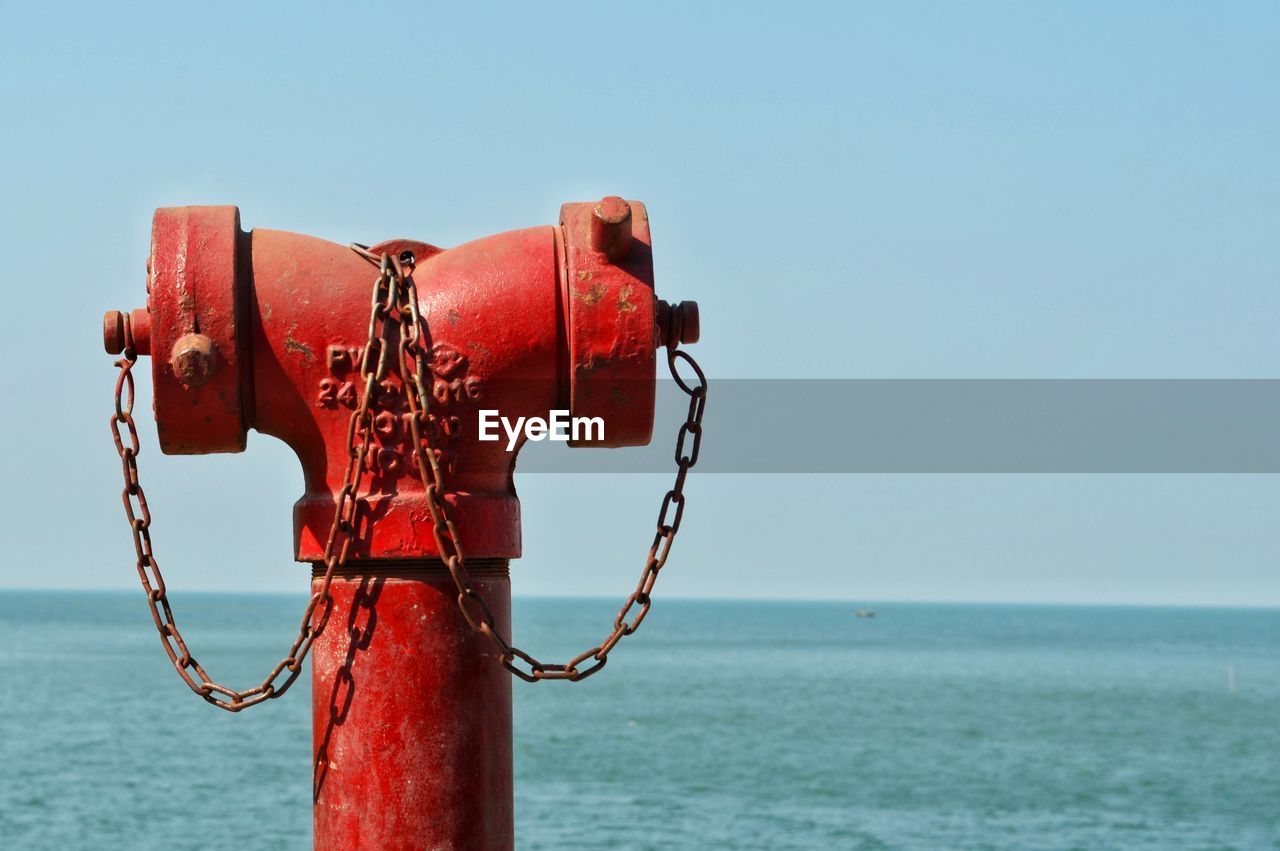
left=855, top=608, right=876, bottom=619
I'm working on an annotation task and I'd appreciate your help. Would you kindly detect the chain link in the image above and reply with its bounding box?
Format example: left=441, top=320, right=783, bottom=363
left=110, top=245, right=706, bottom=707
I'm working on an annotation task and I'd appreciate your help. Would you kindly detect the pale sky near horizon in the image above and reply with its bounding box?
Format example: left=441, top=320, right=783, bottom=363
left=2, top=2, right=1278, bottom=605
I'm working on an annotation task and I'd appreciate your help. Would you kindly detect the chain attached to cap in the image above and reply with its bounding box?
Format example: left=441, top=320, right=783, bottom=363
left=354, top=245, right=708, bottom=681
left=109, top=247, right=706, bottom=709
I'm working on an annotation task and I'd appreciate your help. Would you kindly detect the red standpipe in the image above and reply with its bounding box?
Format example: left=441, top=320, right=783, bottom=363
left=104, top=200, right=698, bottom=849
left=312, top=563, right=512, bottom=850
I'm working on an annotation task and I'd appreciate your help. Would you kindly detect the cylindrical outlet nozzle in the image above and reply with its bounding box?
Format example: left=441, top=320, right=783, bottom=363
left=103, top=308, right=152, bottom=356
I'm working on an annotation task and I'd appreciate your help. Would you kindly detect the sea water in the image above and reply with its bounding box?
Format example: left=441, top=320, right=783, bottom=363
left=1, top=593, right=1277, bottom=849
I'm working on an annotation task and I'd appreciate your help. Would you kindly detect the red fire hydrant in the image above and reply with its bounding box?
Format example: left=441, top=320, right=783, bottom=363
left=103, top=199, right=702, bottom=850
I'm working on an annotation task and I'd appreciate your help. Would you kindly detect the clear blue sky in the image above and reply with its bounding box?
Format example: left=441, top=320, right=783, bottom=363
left=2, top=2, right=1278, bottom=604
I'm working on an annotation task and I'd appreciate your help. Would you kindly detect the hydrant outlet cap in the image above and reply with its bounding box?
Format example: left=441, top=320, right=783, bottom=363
left=103, top=310, right=125, bottom=354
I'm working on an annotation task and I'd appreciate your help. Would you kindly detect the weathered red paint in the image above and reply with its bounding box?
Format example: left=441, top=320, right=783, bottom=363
left=104, top=199, right=695, bottom=849
left=560, top=198, right=656, bottom=447
left=312, top=563, right=513, bottom=851
left=145, top=206, right=247, bottom=453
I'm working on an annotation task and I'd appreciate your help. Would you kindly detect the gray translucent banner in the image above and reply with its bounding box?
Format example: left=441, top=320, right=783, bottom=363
left=508, top=380, right=1280, bottom=473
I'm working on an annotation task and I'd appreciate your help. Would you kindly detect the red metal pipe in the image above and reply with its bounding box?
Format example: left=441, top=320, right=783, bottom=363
left=103, top=200, right=699, bottom=848
left=312, top=561, right=513, bottom=851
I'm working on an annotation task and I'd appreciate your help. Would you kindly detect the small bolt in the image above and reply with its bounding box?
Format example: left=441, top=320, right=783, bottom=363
left=170, top=333, right=217, bottom=387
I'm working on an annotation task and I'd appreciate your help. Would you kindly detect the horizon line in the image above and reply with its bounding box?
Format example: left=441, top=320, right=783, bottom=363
left=3, top=587, right=1279, bottom=612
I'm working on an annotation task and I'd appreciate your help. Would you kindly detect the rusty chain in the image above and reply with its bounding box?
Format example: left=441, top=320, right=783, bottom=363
left=109, top=260, right=396, bottom=711
left=358, top=246, right=708, bottom=682
left=110, top=246, right=705, bottom=707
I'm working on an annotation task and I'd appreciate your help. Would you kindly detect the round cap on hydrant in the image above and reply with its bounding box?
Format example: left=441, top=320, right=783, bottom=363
left=657, top=300, right=700, bottom=346
left=103, top=310, right=125, bottom=354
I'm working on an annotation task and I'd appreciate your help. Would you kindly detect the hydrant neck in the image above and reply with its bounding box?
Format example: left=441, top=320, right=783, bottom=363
left=311, top=558, right=514, bottom=850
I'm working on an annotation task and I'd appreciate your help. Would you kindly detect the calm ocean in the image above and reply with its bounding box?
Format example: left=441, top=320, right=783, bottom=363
left=1, top=593, right=1277, bottom=850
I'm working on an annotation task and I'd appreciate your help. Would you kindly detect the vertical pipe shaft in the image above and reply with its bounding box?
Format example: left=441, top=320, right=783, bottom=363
left=311, top=560, right=513, bottom=851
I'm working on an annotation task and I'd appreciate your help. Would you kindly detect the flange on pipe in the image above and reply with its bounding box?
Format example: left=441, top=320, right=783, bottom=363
left=104, top=198, right=700, bottom=851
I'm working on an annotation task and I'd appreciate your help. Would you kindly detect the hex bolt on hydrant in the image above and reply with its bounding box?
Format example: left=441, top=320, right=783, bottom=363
left=104, top=198, right=705, bottom=850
